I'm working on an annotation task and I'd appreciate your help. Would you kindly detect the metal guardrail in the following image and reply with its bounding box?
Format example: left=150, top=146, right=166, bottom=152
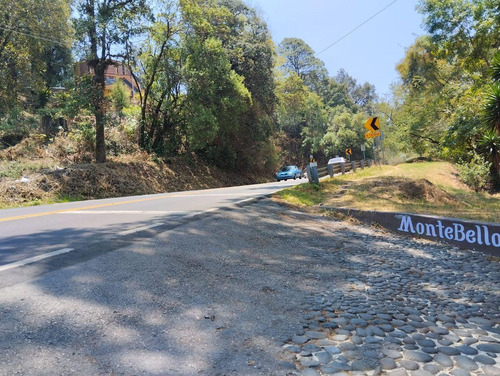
left=309, top=159, right=375, bottom=183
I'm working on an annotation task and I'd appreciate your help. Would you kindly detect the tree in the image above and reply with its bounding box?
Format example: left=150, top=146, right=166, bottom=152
left=483, top=52, right=500, bottom=136
left=418, top=0, right=499, bottom=75
left=322, top=106, right=367, bottom=160
left=276, top=73, right=327, bottom=163
left=0, top=0, right=72, bottom=118
left=74, top=0, right=149, bottom=163
left=278, top=38, right=327, bottom=93
left=317, top=77, right=356, bottom=111
left=335, top=69, right=378, bottom=114
left=127, top=0, right=183, bottom=153
left=217, top=0, right=277, bottom=171
left=482, top=51, right=500, bottom=176
left=110, top=79, right=130, bottom=118
left=180, top=0, right=252, bottom=167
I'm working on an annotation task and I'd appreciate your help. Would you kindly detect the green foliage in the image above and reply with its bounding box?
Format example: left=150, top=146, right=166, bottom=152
left=0, top=0, right=73, bottom=114
left=184, top=36, right=251, bottom=150
left=74, top=0, right=150, bottom=162
left=321, top=107, right=368, bottom=160
left=278, top=38, right=327, bottom=91
left=390, top=0, right=500, bottom=178
left=457, top=153, right=491, bottom=192
left=482, top=53, right=500, bottom=134
left=110, top=80, right=130, bottom=118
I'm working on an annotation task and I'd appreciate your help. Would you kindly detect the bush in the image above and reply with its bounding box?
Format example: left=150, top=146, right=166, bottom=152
left=457, top=153, right=491, bottom=192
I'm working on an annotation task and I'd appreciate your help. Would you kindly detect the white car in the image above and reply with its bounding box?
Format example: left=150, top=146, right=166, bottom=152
left=328, top=157, right=346, bottom=164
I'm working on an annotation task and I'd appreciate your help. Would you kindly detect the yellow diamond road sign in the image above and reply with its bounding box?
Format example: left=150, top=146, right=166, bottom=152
left=365, top=130, right=381, bottom=139
left=364, top=117, right=380, bottom=132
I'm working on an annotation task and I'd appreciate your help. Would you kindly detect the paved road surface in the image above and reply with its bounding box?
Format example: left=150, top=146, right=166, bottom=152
left=1, top=199, right=498, bottom=376
left=0, top=179, right=305, bottom=279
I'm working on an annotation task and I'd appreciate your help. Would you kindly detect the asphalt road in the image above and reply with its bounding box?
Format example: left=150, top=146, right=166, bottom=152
left=0, top=178, right=306, bottom=277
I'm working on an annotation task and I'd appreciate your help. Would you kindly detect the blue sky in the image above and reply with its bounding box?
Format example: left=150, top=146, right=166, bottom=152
left=247, top=0, right=425, bottom=97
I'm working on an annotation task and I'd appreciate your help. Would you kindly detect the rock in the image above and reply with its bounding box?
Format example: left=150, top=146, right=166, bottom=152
left=478, top=344, right=500, bottom=353
left=301, top=369, right=320, bottom=376
left=323, top=361, right=350, bottom=372
left=454, top=355, right=479, bottom=371
left=383, top=349, right=403, bottom=359
left=388, top=370, right=409, bottom=376
left=451, top=370, right=470, bottom=376
left=283, top=344, right=301, bottom=353
left=437, top=347, right=461, bottom=356
left=423, top=363, right=443, bottom=374
left=422, top=347, right=438, bottom=354
left=474, top=354, right=496, bottom=365
left=412, top=370, right=433, bottom=376
left=399, top=359, right=419, bottom=370
left=380, top=358, right=397, bottom=370
left=434, top=354, right=454, bottom=367
left=404, top=350, right=433, bottom=363
left=317, top=339, right=336, bottom=347
left=292, top=335, right=308, bottom=344
left=324, top=346, right=341, bottom=355
left=437, top=314, right=455, bottom=324
left=303, top=343, right=321, bottom=352
left=300, top=357, right=320, bottom=367
left=313, top=351, right=331, bottom=364
left=455, top=345, right=478, bottom=356
left=469, top=317, right=494, bottom=327
left=418, top=339, right=436, bottom=347
left=482, top=365, right=500, bottom=376
left=305, top=331, right=327, bottom=340
left=352, top=360, right=376, bottom=371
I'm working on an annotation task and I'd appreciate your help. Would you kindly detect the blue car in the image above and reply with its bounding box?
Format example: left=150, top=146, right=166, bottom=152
left=276, top=165, right=303, bottom=181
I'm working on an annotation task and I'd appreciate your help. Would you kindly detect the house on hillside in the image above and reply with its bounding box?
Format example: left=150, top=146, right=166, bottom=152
left=74, top=61, right=140, bottom=98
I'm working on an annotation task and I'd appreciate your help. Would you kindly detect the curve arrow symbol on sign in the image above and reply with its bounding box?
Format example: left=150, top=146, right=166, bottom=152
left=370, top=117, right=379, bottom=131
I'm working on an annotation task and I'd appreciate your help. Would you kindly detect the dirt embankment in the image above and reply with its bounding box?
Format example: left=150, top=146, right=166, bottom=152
left=366, top=177, right=458, bottom=204
left=0, top=138, right=268, bottom=207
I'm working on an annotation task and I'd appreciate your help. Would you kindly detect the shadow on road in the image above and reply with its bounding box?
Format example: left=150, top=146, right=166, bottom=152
left=0, top=201, right=498, bottom=375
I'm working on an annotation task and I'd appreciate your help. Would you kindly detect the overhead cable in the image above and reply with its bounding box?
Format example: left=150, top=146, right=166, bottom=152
left=315, top=0, right=399, bottom=56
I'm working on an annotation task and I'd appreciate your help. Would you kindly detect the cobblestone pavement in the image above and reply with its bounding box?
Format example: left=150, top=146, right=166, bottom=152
left=0, top=201, right=499, bottom=375
left=282, top=231, right=500, bottom=376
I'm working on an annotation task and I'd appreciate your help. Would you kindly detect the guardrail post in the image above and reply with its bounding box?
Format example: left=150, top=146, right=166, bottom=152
left=351, top=161, right=356, bottom=172
left=306, top=164, right=319, bottom=185
left=361, top=160, right=365, bottom=169
left=340, top=162, right=345, bottom=175
left=328, top=164, right=334, bottom=177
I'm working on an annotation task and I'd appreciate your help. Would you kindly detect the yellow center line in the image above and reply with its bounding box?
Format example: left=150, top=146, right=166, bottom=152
left=0, top=193, right=186, bottom=223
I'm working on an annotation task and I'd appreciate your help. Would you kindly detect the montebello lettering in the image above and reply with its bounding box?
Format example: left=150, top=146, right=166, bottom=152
left=398, top=215, right=499, bottom=248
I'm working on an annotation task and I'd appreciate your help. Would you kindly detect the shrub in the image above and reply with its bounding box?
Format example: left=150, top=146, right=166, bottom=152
left=457, top=153, right=491, bottom=192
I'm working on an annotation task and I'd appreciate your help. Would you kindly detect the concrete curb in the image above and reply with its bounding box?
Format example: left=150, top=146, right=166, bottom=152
left=321, top=206, right=500, bottom=256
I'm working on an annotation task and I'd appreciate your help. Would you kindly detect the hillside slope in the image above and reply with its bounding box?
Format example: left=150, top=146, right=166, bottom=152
left=274, top=161, right=500, bottom=223
left=0, top=137, right=269, bottom=208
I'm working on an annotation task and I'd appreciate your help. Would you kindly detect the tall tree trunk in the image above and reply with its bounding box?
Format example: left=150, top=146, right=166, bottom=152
left=94, top=63, right=107, bottom=163
left=87, top=0, right=107, bottom=163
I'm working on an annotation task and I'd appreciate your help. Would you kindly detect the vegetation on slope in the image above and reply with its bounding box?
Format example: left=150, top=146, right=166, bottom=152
left=274, top=161, right=500, bottom=223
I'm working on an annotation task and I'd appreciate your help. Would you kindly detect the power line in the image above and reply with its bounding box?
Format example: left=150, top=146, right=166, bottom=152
left=315, top=0, right=399, bottom=57
left=0, top=25, right=68, bottom=46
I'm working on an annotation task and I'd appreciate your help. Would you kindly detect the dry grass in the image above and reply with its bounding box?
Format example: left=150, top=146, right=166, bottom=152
left=0, top=133, right=267, bottom=208
left=274, top=161, right=500, bottom=223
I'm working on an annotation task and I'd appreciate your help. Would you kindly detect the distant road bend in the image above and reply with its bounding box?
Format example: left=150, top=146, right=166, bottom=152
left=0, top=179, right=304, bottom=279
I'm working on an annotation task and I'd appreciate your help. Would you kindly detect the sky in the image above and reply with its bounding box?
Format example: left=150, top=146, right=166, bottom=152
left=247, top=0, right=426, bottom=97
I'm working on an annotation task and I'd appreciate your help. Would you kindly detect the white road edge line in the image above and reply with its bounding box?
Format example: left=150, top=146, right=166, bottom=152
left=0, top=248, right=75, bottom=272
left=0, top=195, right=277, bottom=272
left=118, top=222, right=164, bottom=236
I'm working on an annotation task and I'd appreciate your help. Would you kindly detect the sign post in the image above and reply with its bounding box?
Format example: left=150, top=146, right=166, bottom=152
left=345, top=148, right=352, bottom=162
left=361, top=143, right=366, bottom=161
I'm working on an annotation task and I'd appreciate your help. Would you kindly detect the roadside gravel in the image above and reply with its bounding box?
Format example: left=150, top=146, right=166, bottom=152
left=0, top=200, right=498, bottom=376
